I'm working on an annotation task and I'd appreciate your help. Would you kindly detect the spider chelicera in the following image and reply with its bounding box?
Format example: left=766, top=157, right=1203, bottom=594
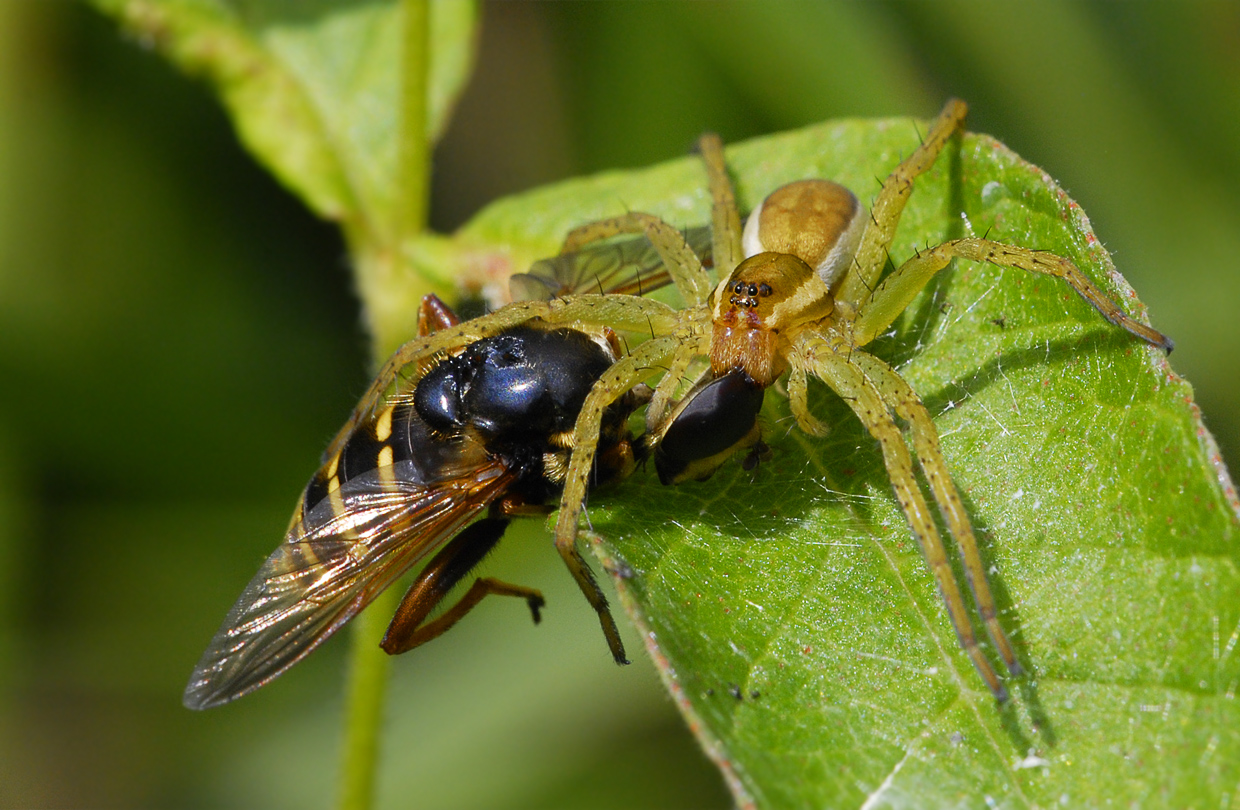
left=541, top=98, right=1173, bottom=701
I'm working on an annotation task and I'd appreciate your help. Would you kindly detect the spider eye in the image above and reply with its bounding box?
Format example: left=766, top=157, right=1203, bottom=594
left=746, top=283, right=758, bottom=296
left=758, top=283, right=772, bottom=297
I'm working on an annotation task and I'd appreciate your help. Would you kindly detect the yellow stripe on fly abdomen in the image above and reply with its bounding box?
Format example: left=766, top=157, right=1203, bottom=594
left=375, top=405, right=394, bottom=443
left=377, top=445, right=396, bottom=488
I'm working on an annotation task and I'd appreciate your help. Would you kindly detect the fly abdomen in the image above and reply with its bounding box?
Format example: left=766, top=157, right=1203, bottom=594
left=299, top=402, right=460, bottom=520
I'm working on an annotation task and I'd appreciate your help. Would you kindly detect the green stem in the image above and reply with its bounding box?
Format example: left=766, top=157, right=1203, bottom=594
left=337, top=2, right=430, bottom=809
left=336, top=587, right=400, bottom=810
left=396, top=0, right=431, bottom=242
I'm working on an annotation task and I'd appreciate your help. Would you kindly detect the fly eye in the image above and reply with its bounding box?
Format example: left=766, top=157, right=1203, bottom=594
left=758, top=283, right=772, bottom=297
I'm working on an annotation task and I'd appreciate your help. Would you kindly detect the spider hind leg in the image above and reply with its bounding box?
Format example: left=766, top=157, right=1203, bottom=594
left=852, top=351, right=1022, bottom=679
left=799, top=336, right=1012, bottom=701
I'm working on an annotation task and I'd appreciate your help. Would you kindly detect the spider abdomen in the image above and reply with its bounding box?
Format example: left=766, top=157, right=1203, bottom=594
left=741, top=178, right=866, bottom=287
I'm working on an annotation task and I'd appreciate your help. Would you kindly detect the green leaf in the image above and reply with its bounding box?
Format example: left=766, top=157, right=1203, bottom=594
left=86, top=9, right=1235, bottom=790
left=91, top=0, right=477, bottom=246
left=434, top=118, right=1239, bottom=808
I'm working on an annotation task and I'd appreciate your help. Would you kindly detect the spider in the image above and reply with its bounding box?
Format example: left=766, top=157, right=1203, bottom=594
left=217, top=98, right=1170, bottom=704
left=540, top=98, right=1173, bottom=701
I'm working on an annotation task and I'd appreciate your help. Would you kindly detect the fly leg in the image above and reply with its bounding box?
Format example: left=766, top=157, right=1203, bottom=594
left=380, top=512, right=544, bottom=655
left=417, top=293, right=461, bottom=336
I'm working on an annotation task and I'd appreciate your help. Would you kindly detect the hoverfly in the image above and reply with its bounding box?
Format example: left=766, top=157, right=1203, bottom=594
left=182, top=227, right=712, bottom=710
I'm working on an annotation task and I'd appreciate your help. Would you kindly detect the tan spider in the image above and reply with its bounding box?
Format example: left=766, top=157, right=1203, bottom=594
left=543, top=98, right=1173, bottom=701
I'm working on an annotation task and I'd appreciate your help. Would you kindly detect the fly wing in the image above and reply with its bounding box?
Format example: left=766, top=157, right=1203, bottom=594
left=183, top=454, right=516, bottom=710
left=509, top=224, right=713, bottom=302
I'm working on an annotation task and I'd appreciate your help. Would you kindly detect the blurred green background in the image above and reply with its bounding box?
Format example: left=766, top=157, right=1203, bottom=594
left=1, top=1, right=1236, bottom=807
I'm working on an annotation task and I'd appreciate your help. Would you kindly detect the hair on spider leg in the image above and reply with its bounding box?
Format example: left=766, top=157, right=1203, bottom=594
left=912, top=120, right=926, bottom=146
left=775, top=413, right=809, bottom=442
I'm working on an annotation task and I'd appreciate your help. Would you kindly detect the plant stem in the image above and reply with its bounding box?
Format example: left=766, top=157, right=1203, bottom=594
left=396, top=0, right=430, bottom=243
left=336, top=587, right=400, bottom=810
left=337, top=2, right=430, bottom=809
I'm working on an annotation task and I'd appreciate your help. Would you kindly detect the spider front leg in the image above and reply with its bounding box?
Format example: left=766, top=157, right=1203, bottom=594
left=851, top=237, right=1174, bottom=350
left=331, top=295, right=683, bottom=459
left=646, top=347, right=700, bottom=433
left=796, top=333, right=1011, bottom=700
left=850, top=350, right=1022, bottom=678
left=697, top=132, right=743, bottom=277
left=837, top=98, right=968, bottom=305
left=552, top=334, right=688, bottom=664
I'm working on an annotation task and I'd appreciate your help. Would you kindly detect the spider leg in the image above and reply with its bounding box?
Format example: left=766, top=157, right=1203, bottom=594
left=837, top=99, right=968, bottom=306
left=795, top=334, right=1009, bottom=701
left=380, top=516, right=544, bottom=655
left=851, top=350, right=1022, bottom=677
left=698, top=133, right=743, bottom=277
left=851, top=237, right=1173, bottom=350
left=787, top=363, right=830, bottom=437
left=560, top=213, right=714, bottom=307
left=552, top=334, right=687, bottom=665
left=646, top=348, right=700, bottom=433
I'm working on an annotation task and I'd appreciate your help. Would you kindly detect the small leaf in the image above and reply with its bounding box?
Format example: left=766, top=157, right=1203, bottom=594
left=91, top=0, right=477, bottom=242
left=435, top=117, right=1240, bottom=808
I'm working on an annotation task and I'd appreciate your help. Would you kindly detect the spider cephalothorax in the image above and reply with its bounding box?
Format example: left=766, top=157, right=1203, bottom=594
left=708, top=251, right=833, bottom=386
